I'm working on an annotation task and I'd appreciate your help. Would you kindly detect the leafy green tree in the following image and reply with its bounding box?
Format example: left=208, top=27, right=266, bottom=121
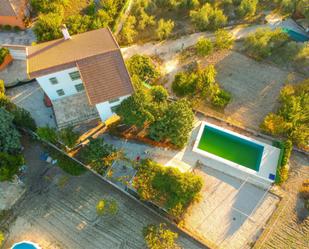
left=11, top=107, right=37, bottom=131
left=190, top=3, right=227, bottom=31
left=137, top=9, right=156, bottom=31
left=237, top=0, right=258, bottom=17
left=0, top=80, right=5, bottom=94
left=33, top=13, right=63, bottom=42
left=0, top=108, right=21, bottom=153
left=116, top=90, right=156, bottom=128
left=172, top=72, right=198, bottom=97
left=58, top=126, right=79, bottom=148
left=156, top=19, right=175, bottom=40
left=149, top=99, right=194, bottom=148
left=37, top=126, right=58, bottom=143
left=150, top=86, right=169, bottom=103
left=80, top=137, right=117, bottom=174
left=30, top=0, right=68, bottom=14
left=143, top=223, right=179, bottom=249
left=65, top=15, right=92, bottom=35
left=96, top=198, right=119, bottom=216
left=126, top=54, right=160, bottom=84
left=214, top=29, right=235, bottom=50
left=120, top=15, right=137, bottom=44
left=195, top=37, right=214, bottom=56
left=0, top=152, right=24, bottom=181
left=260, top=113, right=291, bottom=135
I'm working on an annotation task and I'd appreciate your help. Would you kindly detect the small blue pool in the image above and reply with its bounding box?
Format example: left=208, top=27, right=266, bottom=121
left=282, top=28, right=309, bottom=42
left=12, top=242, right=41, bottom=249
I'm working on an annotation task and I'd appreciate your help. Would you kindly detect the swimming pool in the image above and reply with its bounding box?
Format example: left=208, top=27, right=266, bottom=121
left=282, top=28, right=309, bottom=42
left=197, top=124, right=264, bottom=171
left=12, top=241, right=41, bottom=249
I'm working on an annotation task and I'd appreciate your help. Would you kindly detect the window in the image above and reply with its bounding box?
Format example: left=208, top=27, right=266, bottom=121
left=49, top=77, right=58, bottom=85
left=75, top=83, right=84, bottom=92
left=108, top=98, right=120, bottom=104
left=111, top=105, right=119, bottom=113
left=56, top=89, right=65, bottom=96
left=69, top=71, right=81, bottom=81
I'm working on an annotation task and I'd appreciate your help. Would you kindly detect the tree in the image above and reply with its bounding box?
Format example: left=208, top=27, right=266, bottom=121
left=190, top=4, right=227, bottom=31
left=214, top=29, right=235, bottom=50
left=0, top=108, right=21, bottom=153
left=96, top=198, right=119, bottom=216
left=156, top=19, right=174, bottom=40
left=11, top=107, right=37, bottom=131
left=80, top=137, right=117, bottom=174
left=260, top=113, right=291, bottom=135
left=116, top=90, right=156, bottom=128
left=137, top=9, right=155, bottom=31
left=37, top=126, right=58, bottom=143
left=33, top=13, right=63, bottom=42
left=0, top=152, right=24, bottom=181
left=120, top=15, right=137, bottom=44
left=126, top=55, right=160, bottom=84
left=0, top=232, right=4, bottom=247
left=237, top=0, right=258, bottom=17
left=58, top=126, right=79, bottom=148
left=0, top=80, right=5, bottom=94
left=65, top=15, right=92, bottom=35
left=143, top=223, right=179, bottom=249
left=150, top=86, right=168, bottom=103
left=172, top=72, right=198, bottom=97
left=195, top=37, right=214, bottom=56
left=149, top=99, right=194, bottom=148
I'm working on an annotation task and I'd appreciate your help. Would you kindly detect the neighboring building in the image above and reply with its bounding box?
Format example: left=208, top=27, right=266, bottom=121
left=26, top=27, right=134, bottom=128
left=0, top=0, right=28, bottom=29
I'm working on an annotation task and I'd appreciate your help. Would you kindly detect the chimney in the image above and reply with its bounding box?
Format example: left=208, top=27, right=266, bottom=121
left=61, top=24, right=71, bottom=40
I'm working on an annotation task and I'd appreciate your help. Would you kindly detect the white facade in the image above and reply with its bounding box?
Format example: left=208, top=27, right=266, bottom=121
left=36, top=67, right=131, bottom=124
left=96, top=95, right=130, bottom=121
left=36, top=67, right=84, bottom=101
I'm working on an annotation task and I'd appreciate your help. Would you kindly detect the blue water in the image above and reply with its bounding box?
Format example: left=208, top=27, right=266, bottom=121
left=12, top=242, right=38, bottom=249
left=282, top=28, right=309, bottom=42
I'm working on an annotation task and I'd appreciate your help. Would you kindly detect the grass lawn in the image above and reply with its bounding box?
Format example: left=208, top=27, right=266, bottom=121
left=197, top=125, right=263, bottom=171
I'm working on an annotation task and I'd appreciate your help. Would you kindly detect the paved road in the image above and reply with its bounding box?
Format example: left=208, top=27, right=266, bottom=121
left=0, top=29, right=35, bottom=46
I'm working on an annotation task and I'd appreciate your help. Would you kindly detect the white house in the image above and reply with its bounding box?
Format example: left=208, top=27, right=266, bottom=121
left=26, top=26, right=134, bottom=128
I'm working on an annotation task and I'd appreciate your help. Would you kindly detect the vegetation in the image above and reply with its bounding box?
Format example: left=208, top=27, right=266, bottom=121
left=274, top=0, right=309, bottom=18
left=143, top=223, right=179, bottom=249
left=0, top=152, right=24, bottom=181
left=190, top=3, right=227, bottom=31
left=261, top=79, right=309, bottom=150
left=58, top=126, right=79, bottom=148
left=79, top=137, right=118, bottom=175
left=300, top=179, right=309, bottom=211
left=244, top=28, right=289, bottom=60
left=0, top=231, right=4, bottom=247
left=156, top=19, right=175, bottom=40
left=96, top=198, right=119, bottom=216
left=119, top=15, right=137, bottom=44
left=37, top=126, right=58, bottom=144
left=214, top=29, right=235, bottom=50
left=0, top=48, right=10, bottom=65
left=273, top=140, right=293, bottom=184
left=172, top=65, right=231, bottom=108
left=11, top=107, right=37, bottom=131
left=0, top=80, right=4, bottom=94
left=195, top=37, right=213, bottom=56
left=134, top=159, right=203, bottom=217
left=54, top=152, right=86, bottom=176
left=126, top=55, right=160, bottom=85
left=237, top=0, right=258, bottom=17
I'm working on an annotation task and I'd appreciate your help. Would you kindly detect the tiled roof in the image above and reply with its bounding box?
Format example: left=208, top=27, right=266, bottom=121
left=27, top=28, right=119, bottom=78
left=0, top=0, right=24, bottom=16
left=77, top=51, right=133, bottom=105
left=26, top=28, right=134, bottom=105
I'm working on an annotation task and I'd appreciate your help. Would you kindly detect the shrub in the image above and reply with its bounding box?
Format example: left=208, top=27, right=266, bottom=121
left=0, top=80, right=5, bottom=94
left=119, top=15, right=137, bottom=44
left=214, top=29, right=235, bottom=50
left=260, top=113, right=291, bottom=136
left=36, top=126, right=58, bottom=143
left=300, top=179, right=309, bottom=200
left=150, top=86, right=168, bottom=103
left=172, top=72, right=197, bottom=97
left=126, top=55, right=160, bottom=84
left=56, top=153, right=86, bottom=176
left=33, top=13, right=63, bottom=42
left=96, top=198, right=118, bottom=216
left=273, top=139, right=292, bottom=184
left=195, top=37, right=214, bottom=56
left=211, top=89, right=231, bottom=108
left=12, top=107, right=37, bottom=131
left=134, top=159, right=203, bottom=217
left=0, top=48, right=10, bottom=65
left=237, top=0, right=258, bottom=17
left=0, top=152, right=24, bottom=181
left=58, top=126, right=79, bottom=148
left=0, top=231, right=4, bottom=246
left=156, top=19, right=174, bottom=40
left=143, top=223, right=178, bottom=249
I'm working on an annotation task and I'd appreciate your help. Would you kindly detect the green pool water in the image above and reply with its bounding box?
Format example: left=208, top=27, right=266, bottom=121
left=197, top=125, right=264, bottom=171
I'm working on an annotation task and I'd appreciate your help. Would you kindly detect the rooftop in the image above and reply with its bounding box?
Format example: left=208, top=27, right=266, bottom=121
left=0, top=0, right=24, bottom=16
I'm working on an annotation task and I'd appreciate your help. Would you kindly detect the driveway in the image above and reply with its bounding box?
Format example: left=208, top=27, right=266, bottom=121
left=3, top=138, right=206, bottom=249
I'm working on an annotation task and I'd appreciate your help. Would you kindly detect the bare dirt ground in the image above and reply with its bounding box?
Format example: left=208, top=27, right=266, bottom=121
left=1, top=138, right=206, bottom=249
left=256, top=152, right=309, bottom=249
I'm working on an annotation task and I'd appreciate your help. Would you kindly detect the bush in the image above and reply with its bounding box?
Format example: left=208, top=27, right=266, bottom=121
left=96, top=198, right=118, bottom=216
left=172, top=72, right=198, bottom=97
left=0, top=152, right=24, bottom=181
left=150, top=86, right=168, bottom=103
left=36, top=126, right=58, bottom=143
left=0, top=48, right=10, bottom=65
left=58, top=126, right=79, bottom=148
left=195, top=37, right=214, bottom=56
left=33, top=13, right=63, bottom=42
left=211, top=89, right=231, bottom=108
left=0, top=231, right=4, bottom=246
left=134, top=159, right=203, bottom=217
left=214, top=29, right=234, bottom=50
left=156, top=19, right=174, bottom=40
left=273, top=139, right=292, bottom=184
left=237, top=0, right=258, bottom=17
left=56, top=153, right=86, bottom=176
left=143, top=223, right=178, bottom=249
left=12, top=107, right=37, bottom=131
left=299, top=179, right=309, bottom=200
left=126, top=55, right=160, bottom=84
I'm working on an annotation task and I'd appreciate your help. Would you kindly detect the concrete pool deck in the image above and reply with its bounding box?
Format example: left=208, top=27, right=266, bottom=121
left=193, top=122, right=281, bottom=187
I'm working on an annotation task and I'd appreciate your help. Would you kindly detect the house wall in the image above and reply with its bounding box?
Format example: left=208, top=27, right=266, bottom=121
left=0, top=16, right=25, bottom=29
left=96, top=95, right=130, bottom=121
left=36, top=67, right=84, bottom=101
